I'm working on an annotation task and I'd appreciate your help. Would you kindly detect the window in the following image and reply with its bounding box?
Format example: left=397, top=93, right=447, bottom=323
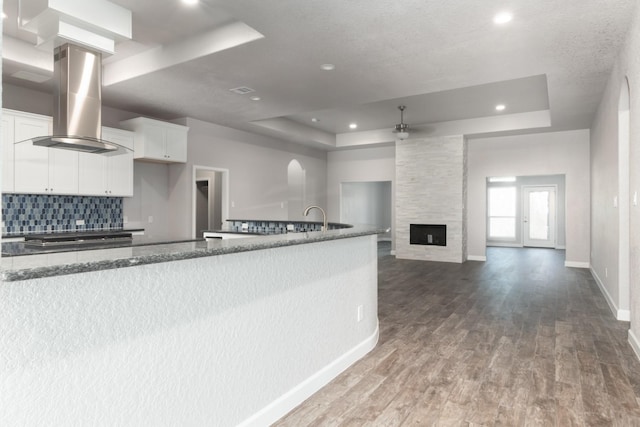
left=488, top=187, right=516, bottom=239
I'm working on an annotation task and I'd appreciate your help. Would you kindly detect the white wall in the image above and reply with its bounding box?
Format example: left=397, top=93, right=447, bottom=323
left=591, top=5, right=640, bottom=343
left=122, top=162, right=172, bottom=239
left=591, top=64, right=627, bottom=319
left=467, top=130, right=590, bottom=265
left=168, top=118, right=327, bottom=239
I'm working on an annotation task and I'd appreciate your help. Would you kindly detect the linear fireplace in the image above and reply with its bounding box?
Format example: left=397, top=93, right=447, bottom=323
left=410, top=224, right=446, bottom=246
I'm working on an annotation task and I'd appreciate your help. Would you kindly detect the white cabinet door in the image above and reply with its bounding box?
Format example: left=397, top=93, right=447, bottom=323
left=120, top=117, right=188, bottom=163
left=142, top=123, right=166, bottom=160
left=78, top=127, right=134, bottom=197
left=165, top=127, right=187, bottom=162
left=49, top=149, right=79, bottom=194
left=2, top=113, right=15, bottom=192
left=14, top=114, right=52, bottom=194
left=103, top=127, right=134, bottom=196
left=78, top=151, right=107, bottom=195
left=13, top=113, right=79, bottom=195
left=108, top=150, right=134, bottom=196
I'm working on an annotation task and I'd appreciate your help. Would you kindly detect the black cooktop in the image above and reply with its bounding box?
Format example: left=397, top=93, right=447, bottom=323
left=24, top=231, right=133, bottom=247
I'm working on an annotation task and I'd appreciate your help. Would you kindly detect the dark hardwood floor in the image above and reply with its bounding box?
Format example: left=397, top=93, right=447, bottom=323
left=274, top=247, right=640, bottom=426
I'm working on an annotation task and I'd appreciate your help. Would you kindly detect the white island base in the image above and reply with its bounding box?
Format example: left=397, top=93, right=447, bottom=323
left=1, top=234, right=379, bottom=426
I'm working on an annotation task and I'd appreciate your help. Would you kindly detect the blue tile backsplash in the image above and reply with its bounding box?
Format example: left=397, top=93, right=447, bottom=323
left=226, top=220, right=350, bottom=234
left=2, top=194, right=123, bottom=235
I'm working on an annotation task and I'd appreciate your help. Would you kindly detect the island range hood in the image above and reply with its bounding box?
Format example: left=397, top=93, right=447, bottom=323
left=25, top=43, right=124, bottom=154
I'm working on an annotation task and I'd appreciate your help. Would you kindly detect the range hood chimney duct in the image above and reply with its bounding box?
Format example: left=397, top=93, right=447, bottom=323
left=25, top=43, right=124, bottom=154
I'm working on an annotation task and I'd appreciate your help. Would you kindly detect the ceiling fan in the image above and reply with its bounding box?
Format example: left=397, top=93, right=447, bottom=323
left=393, top=105, right=410, bottom=140
left=391, top=105, right=435, bottom=140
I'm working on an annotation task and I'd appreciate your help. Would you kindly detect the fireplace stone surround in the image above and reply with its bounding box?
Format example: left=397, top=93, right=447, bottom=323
left=395, top=135, right=467, bottom=263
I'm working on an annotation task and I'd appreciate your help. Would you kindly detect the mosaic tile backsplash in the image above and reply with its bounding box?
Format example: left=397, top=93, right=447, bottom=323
left=2, top=194, right=123, bottom=235
left=226, top=220, right=350, bottom=234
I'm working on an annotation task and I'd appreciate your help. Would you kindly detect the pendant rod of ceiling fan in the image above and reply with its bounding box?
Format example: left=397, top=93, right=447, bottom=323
left=398, top=105, right=406, bottom=124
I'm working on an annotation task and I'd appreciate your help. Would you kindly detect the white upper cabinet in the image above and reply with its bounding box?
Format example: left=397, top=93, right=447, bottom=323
left=2, top=113, right=15, bottom=193
left=78, top=127, right=134, bottom=197
left=4, top=109, right=135, bottom=197
left=11, top=110, right=80, bottom=195
left=119, top=117, right=188, bottom=163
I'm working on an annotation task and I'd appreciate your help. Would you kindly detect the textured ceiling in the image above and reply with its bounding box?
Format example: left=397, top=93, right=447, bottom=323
left=2, top=0, right=637, bottom=149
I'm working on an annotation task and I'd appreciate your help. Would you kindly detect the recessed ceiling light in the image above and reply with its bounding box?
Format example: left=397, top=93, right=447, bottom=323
left=311, top=117, right=320, bottom=122
left=495, top=104, right=506, bottom=111
left=493, top=12, right=513, bottom=25
left=349, top=123, right=358, bottom=129
left=182, top=0, right=199, bottom=5
left=249, top=96, right=261, bottom=101
left=321, top=64, right=335, bottom=71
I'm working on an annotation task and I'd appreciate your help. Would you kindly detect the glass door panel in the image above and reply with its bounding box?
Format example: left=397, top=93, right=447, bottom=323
left=523, top=186, right=556, bottom=248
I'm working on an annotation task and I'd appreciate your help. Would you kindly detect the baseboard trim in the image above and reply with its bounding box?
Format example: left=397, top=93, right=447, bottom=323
left=590, top=267, right=629, bottom=321
left=467, top=255, right=487, bottom=262
left=619, top=310, right=631, bottom=322
left=238, top=321, right=380, bottom=427
left=565, top=261, right=590, bottom=268
left=629, top=329, right=640, bottom=362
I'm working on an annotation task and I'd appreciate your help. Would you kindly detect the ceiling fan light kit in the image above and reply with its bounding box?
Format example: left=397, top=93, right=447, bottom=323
left=395, top=105, right=410, bottom=140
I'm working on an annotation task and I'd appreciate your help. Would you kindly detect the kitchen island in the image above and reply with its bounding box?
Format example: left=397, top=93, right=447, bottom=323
left=0, top=226, right=381, bottom=426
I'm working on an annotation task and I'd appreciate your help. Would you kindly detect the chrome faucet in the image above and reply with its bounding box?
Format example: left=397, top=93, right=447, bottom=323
left=303, top=205, right=328, bottom=232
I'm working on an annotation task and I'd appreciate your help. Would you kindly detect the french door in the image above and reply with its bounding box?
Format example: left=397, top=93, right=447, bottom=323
left=523, top=186, right=556, bottom=248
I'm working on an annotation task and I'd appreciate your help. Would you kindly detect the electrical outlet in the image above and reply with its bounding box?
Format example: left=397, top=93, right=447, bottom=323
left=75, top=219, right=85, bottom=226
left=242, top=222, right=249, bottom=230
left=148, top=216, right=154, bottom=223
left=634, top=191, right=638, bottom=206
left=357, top=305, right=364, bottom=322
left=123, top=216, right=128, bottom=224
left=287, top=224, right=295, bottom=231
left=605, top=267, right=608, bottom=278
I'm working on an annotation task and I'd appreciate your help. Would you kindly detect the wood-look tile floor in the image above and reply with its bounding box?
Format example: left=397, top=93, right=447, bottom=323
left=274, top=247, right=640, bottom=426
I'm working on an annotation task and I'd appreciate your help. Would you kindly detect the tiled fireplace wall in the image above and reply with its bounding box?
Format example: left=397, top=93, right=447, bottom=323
left=2, top=194, right=123, bottom=235
left=395, top=135, right=468, bottom=263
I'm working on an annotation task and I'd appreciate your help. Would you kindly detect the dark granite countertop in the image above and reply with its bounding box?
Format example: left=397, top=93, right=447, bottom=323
left=0, top=225, right=384, bottom=282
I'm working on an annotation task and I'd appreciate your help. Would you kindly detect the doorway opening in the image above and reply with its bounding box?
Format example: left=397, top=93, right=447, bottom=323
left=192, top=166, right=229, bottom=239
left=340, top=181, right=392, bottom=241
left=618, top=76, right=630, bottom=318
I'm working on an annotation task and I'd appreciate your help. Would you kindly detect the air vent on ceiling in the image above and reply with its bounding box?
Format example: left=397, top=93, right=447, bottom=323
left=229, top=86, right=256, bottom=95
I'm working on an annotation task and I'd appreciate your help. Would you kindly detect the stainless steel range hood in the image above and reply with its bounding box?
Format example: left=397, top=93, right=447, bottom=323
left=23, top=43, right=126, bottom=154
